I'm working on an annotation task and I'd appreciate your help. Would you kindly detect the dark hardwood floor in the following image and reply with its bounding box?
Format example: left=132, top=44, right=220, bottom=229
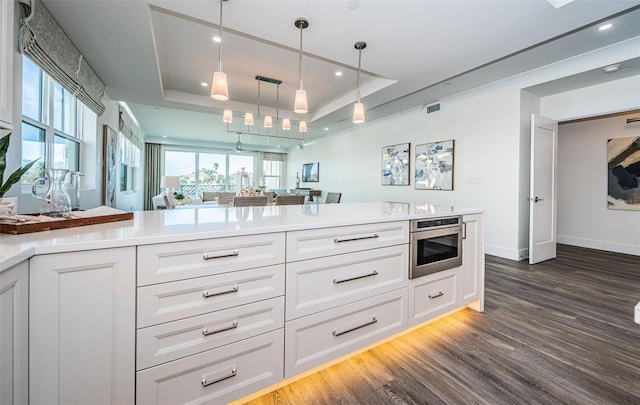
left=244, top=244, right=640, bottom=405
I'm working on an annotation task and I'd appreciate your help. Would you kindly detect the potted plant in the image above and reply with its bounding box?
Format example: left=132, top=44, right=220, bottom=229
left=0, top=133, right=40, bottom=214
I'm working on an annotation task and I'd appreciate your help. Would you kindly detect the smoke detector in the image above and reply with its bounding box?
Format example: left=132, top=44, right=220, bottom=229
left=603, top=64, right=621, bottom=74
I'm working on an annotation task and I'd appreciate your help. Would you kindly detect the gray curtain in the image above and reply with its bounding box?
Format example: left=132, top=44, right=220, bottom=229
left=18, top=0, right=106, bottom=115
left=144, top=143, right=164, bottom=210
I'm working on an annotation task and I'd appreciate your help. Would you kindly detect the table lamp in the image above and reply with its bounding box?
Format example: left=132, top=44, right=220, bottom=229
left=161, top=176, right=180, bottom=206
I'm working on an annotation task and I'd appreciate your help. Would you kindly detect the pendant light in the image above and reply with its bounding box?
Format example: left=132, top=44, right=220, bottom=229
left=293, top=18, right=309, bottom=114
left=235, top=133, right=242, bottom=151
left=244, top=112, right=254, bottom=126
left=210, top=0, right=229, bottom=101
left=352, top=41, right=366, bottom=124
left=223, top=109, right=233, bottom=123
left=282, top=118, right=291, bottom=131
left=263, top=115, right=273, bottom=128
left=299, top=120, right=307, bottom=133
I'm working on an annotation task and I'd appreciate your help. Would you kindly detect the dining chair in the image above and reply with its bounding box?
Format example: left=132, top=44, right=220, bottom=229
left=233, top=196, right=268, bottom=207
left=325, top=192, right=342, bottom=204
left=218, top=192, right=236, bottom=205
left=275, top=194, right=306, bottom=206
left=262, top=191, right=274, bottom=203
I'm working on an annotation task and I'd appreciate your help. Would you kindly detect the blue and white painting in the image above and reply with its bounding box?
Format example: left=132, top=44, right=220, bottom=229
left=382, top=143, right=410, bottom=185
left=415, top=140, right=454, bottom=190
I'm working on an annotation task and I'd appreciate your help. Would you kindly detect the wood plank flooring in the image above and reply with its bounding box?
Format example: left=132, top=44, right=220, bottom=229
left=244, top=244, right=640, bottom=405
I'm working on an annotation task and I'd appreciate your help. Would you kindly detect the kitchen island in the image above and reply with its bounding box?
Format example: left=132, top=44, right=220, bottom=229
left=0, top=202, right=484, bottom=405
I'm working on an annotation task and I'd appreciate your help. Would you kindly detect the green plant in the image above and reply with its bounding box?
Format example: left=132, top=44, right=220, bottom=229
left=0, top=133, right=40, bottom=197
left=174, top=192, right=185, bottom=201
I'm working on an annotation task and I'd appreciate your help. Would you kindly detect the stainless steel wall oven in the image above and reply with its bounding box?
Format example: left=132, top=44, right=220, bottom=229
left=409, top=216, right=462, bottom=279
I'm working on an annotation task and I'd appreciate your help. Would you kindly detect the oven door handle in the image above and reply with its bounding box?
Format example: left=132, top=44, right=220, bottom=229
left=462, top=222, right=467, bottom=239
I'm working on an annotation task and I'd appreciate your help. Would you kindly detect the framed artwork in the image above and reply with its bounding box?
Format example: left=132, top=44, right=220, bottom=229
left=607, top=136, right=640, bottom=211
left=302, top=162, right=319, bottom=182
left=381, top=143, right=410, bottom=185
left=415, top=140, right=455, bottom=190
left=102, top=125, right=118, bottom=207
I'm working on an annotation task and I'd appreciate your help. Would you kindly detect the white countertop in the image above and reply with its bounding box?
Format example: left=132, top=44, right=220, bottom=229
left=0, top=201, right=482, bottom=271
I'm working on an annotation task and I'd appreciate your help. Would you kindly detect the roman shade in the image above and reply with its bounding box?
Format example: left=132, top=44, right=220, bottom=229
left=18, top=0, right=106, bottom=115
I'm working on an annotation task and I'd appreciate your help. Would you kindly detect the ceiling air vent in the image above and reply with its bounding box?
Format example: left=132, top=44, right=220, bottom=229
left=423, top=102, right=441, bottom=114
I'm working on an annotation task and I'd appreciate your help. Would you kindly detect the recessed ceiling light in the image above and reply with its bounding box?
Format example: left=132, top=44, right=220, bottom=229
left=162, top=135, right=167, bottom=138
left=603, top=64, right=620, bottom=74
left=200, top=82, right=208, bottom=87
left=335, top=71, right=343, bottom=77
left=598, top=23, right=613, bottom=31
left=324, top=127, right=329, bottom=131
left=212, top=36, right=221, bottom=43
left=348, top=0, right=359, bottom=10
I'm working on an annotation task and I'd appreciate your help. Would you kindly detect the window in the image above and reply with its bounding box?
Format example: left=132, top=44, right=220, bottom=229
left=263, top=152, right=285, bottom=190
left=164, top=149, right=255, bottom=199
left=20, top=56, right=95, bottom=186
left=119, top=133, right=140, bottom=193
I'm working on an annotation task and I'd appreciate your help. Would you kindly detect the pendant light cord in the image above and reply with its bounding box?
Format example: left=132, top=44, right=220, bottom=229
left=217, top=0, right=224, bottom=72
left=356, top=47, right=362, bottom=102
left=298, top=24, right=304, bottom=88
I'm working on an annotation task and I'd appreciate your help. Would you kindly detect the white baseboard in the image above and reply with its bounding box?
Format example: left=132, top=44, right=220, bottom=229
left=557, top=235, right=640, bottom=256
left=484, top=244, right=522, bottom=261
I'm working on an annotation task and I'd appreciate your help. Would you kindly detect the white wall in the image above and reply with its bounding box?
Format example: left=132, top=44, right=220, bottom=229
left=555, top=113, right=640, bottom=255
left=288, top=42, right=640, bottom=260
left=289, top=85, right=524, bottom=259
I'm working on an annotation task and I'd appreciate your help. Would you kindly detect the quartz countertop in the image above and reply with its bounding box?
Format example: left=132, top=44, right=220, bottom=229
left=0, top=201, right=483, bottom=271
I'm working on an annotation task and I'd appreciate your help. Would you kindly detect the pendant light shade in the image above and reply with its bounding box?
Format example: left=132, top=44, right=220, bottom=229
left=211, top=71, right=229, bottom=101
left=352, top=41, right=367, bottom=124
left=352, top=102, right=365, bottom=124
left=211, top=0, right=229, bottom=101
left=293, top=18, right=309, bottom=114
left=282, top=118, right=291, bottom=131
left=299, top=120, right=307, bottom=132
left=244, top=112, right=254, bottom=126
left=263, top=115, right=273, bottom=128
left=294, top=88, right=308, bottom=114
left=223, top=109, right=233, bottom=123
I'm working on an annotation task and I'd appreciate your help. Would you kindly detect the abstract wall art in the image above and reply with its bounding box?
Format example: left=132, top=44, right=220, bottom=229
left=415, top=139, right=454, bottom=190
left=381, top=143, right=410, bottom=186
left=608, top=136, right=640, bottom=211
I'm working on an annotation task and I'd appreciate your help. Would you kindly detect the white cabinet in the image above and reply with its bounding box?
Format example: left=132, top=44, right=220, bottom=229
left=285, top=289, right=407, bottom=377
left=286, top=244, right=408, bottom=320
left=0, top=0, right=14, bottom=129
left=462, top=213, right=485, bottom=311
left=0, top=261, right=28, bottom=405
left=409, top=267, right=461, bottom=326
left=284, top=222, right=409, bottom=378
left=286, top=221, right=409, bottom=262
left=136, top=233, right=286, bottom=404
left=29, top=248, right=136, bottom=405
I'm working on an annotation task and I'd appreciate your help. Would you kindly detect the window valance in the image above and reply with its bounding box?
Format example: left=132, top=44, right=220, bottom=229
left=18, top=0, right=106, bottom=115
left=119, top=105, right=144, bottom=150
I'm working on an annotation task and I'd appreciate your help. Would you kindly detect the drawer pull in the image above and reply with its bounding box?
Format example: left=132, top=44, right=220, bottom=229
left=201, top=368, right=237, bottom=387
left=428, top=291, right=444, bottom=299
left=333, top=270, right=379, bottom=284
left=202, top=285, right=239, bottom=298
left=333, top=234, right=379, bottom=243
left=202, top=320, right=238, bottom=336
left=332, top=317, right=378, bottom=337
left=203, top=250, right=239, bottom=260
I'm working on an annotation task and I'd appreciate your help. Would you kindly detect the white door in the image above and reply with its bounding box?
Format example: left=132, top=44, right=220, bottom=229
left=529, top=114, right=558, bottom=264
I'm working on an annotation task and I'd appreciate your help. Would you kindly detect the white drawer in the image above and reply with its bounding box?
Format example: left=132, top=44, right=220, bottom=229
left=286, top=221, right=409, bottom=262
left=137, top=264, right=285, bottom=328
left=137, top=232, right=285, bottom=286
left=409, top=267, right=462, bottom=327
left=284, top=289, right=407, bottom=378
left=286, top=244, right=408, bottom=320
left=137, top=297, right=284, bottom=370
left=136, top=329, right=284, bottom=405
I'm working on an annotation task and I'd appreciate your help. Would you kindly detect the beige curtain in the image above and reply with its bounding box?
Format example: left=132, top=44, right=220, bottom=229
left=144, top=143, right=164, bottom=210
